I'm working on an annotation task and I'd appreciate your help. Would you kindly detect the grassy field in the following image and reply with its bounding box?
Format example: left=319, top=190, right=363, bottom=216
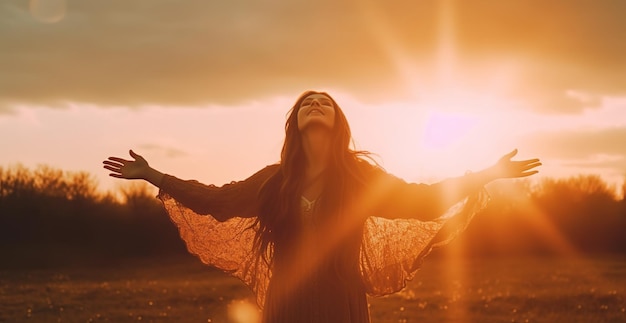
left=1, top=255, right=624, bottom=323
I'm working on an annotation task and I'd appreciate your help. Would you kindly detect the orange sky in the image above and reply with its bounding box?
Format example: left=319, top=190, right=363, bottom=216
left=1, top=0, right=625, bottom=194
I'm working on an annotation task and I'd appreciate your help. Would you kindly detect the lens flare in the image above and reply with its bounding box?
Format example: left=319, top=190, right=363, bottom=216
left=227, top=299, right=260, bottom=323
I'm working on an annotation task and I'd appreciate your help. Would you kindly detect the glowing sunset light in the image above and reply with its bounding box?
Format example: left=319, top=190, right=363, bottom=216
left=421, top=111, right=475, bottom=150
left=1, top=1, right=626, bottom=322
left=0, top=1, right=622, bottom=192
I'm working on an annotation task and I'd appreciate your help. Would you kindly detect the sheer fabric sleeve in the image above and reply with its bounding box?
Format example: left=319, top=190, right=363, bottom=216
left=157, top=164, right=279, bottom=307
left=358, top=168, right=490, bottom=296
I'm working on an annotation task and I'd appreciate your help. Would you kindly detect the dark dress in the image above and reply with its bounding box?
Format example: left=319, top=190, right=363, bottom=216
left=158, top=162, right=488, bottom=323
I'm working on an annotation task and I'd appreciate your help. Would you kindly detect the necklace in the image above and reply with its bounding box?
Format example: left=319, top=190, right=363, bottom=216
left=301, top=195, right=317, bottom=220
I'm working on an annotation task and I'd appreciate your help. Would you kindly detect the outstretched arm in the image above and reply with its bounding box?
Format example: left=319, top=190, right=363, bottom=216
left=103, top=150, right=278, bottom=220
left=433, top=148, right=540, bottom=209
left=479, top=148, right=541, bottom=181
left=372, top=149, right=541, bottom=220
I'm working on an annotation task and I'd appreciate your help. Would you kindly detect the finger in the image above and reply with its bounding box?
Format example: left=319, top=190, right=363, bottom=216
left=129, top=149, right=141, bottom=159
left=527, top=161, right=542, bottom=168
left=109, top=173, right=124, bottom=178
left=103, top=165, right=122, bottom=172
left=518, top=161, right=542, bottom=171
left=108, top=157, right=131, bottom=164
left=517, top=170, right=539, bottom=177
left=103, top=165, right=121, bottom=173
left=514, top=158, right=540, bottom=165
left=511, top=161, right=541, bottom=171
left=518, top=158, right=540, bottom=164
left=524, top=163, right=541, bottom=171
left=103, top=160, right=124, bottom=168
left=501, top=149, right=518, bottom=160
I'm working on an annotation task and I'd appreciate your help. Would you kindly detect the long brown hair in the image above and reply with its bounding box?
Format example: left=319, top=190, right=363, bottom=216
left=254, top=90, right=373, bottom=266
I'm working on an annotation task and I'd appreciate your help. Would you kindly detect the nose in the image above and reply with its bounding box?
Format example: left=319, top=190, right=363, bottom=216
left=310, top=99, right=321, bottom=107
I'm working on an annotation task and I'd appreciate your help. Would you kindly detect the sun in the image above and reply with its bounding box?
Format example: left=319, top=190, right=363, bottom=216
left=421, top=105, right=476, bottom=150
left=348, top=5, right=523, bottom=178
left=416, top=91, right=503, bottom=177
left=350, top=86, right=512, bottom=183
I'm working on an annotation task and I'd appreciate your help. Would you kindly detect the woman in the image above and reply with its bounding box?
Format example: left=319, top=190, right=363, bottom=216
left=103, top=90, right=541, bottom=322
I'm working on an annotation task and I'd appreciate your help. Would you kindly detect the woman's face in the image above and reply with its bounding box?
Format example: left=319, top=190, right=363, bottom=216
left=297, top=93, right=336, bottom=131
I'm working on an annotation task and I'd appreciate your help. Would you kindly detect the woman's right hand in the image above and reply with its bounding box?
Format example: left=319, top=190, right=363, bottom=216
left=103, top=150, right=151, bottom=180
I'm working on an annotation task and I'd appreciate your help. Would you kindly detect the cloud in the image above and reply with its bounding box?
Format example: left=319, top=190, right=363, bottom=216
left=562, top=156, right=626, bottom=172
left=1, top=1, right=625, bottom=113
left=137, top=143, right=188, bottom=158
left=520, top=126, right=626, bottom=160
left=454, top=2, right=626, bottom=113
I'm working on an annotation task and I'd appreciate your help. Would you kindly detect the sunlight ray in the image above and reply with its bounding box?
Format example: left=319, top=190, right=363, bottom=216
left=442, top=232, right=469, bottom=322
left=522, top=200, right=579, bottom=256
left=492, top=181, right=580, bottom=256
left=515, top=189, right=626, bottom=304
left=433, top=3, right=471, bottom=321
left=435, top=0, right=457, bottom=88
left=271, top=171, right=482, bottom=311
left=355, top=0, right=424, bottom=98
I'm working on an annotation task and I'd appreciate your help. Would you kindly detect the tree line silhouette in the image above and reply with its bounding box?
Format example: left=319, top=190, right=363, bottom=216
left=0, top=164, right=624, bottom=269
left=0, top=165, right=184, bottom=268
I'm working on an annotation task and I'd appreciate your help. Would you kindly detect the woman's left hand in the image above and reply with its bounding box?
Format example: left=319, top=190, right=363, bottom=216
left=490, top=149, right=542, bottom=179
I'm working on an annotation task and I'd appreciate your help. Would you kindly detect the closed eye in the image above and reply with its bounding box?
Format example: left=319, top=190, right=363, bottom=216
left=301, top=97, right=333, bottom=108
left=320, top=99, right=333, bottom=106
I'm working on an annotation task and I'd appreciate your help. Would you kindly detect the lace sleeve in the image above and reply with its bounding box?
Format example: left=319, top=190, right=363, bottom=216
left=357, top=165, right=491, bottom=296
left=360, top=189, right=489, bottom=296
left=156, top=165, right=279, bottom=308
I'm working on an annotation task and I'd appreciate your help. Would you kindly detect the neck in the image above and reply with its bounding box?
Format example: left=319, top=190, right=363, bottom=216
left=301, top=126, right=332, bottom=177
